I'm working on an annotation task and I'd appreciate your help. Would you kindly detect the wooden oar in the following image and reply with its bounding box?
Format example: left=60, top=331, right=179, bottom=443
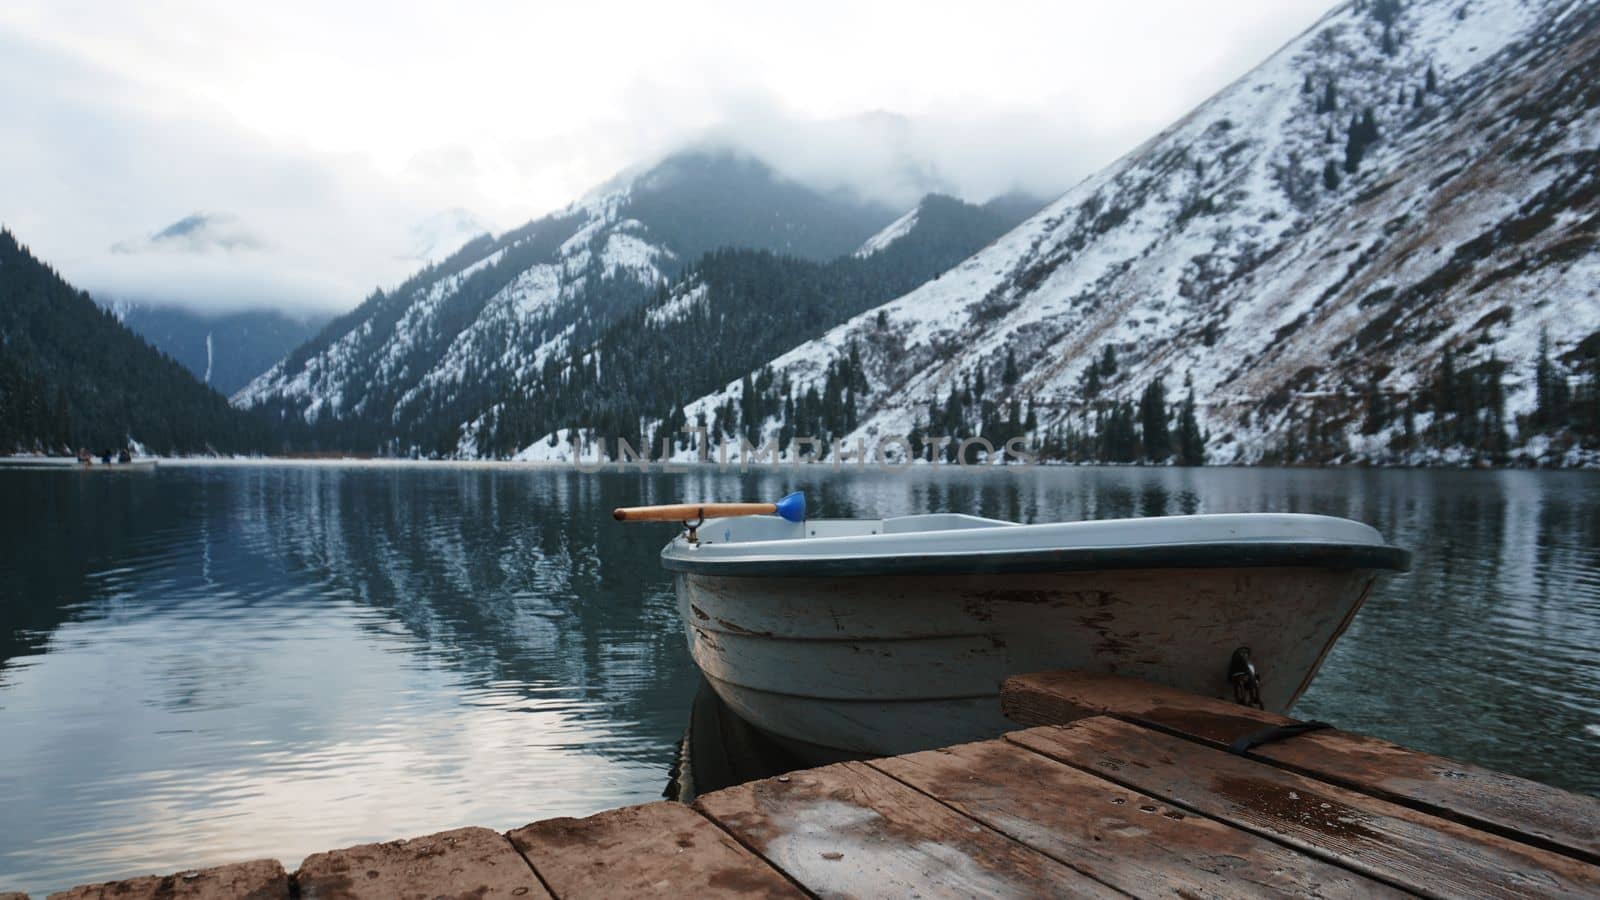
left=613, top=491, right=805, bottom=523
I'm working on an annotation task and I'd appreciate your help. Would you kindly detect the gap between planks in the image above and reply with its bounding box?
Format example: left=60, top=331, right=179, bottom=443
left=1006, top=718, right=1600, bottom=900
left=861, top=734, right=1407, bottom=899
left=1001, top=670, right=1600, bottom=867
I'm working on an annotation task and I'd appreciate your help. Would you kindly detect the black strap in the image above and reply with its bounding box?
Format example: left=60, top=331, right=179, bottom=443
left=1227, top=720, right=1334, bottom=755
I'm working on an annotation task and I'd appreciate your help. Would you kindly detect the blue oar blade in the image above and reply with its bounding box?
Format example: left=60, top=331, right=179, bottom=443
left=774, top=491, right=806, bottom=523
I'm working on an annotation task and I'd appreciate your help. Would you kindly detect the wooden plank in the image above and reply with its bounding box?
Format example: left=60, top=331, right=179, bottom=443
left=295, top=826, right=548, bottom=900
left=696, top=760, right=1128, bottom=898
left=1001, top=671, right=1600, bottom=864
left=46, top=859, right=288, bottom=900
left=870, top=738, right=1405, bottom=898
left=508, top=801, right=800, bottom=898
left=1011, top=718, right=1600, bottom=899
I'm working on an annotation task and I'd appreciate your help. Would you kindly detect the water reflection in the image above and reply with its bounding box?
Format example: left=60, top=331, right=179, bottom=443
left=1, top=463, right=1597, bottom=896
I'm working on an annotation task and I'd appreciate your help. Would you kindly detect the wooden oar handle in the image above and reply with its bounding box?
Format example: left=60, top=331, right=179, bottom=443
left=612, top=502, right=777, bottom=522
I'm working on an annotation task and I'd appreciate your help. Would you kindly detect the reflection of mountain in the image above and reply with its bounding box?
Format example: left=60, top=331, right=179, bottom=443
left=2, top=465, right=1597, bottom=797
left=229, top=467, right=701, bottom=757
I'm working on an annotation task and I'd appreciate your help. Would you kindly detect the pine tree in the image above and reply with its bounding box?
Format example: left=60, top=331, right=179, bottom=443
left=1533, top=330, right=1571, bottom=431
left=1361, top=372, right=1389, bottom=434
left=1002, top=347, right=1019, bottom=387
left=1082, top=361, right=1102, bottom=396
left=1484, top=354, right=1509, bottom=460
left=1177, top=375, right=1206, bottom=466
left=1139, top=378, right=1172, bottom=462
left=1319, top=81, right=1338, bottom=114
left=1425, top=64, right=1438, bottom=93
left=1344, top=108, right=1380, bottom=173
left=1099, top=345, right=1118, bottom=377
left=906, top=420, right=925, bottom=461
left=1323, top=160, right=1341, bottom=190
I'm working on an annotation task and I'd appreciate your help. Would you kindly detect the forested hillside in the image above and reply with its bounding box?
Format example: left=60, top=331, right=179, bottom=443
left=234, top=150, right=904, bottom=452
left=238, top=146, right=1042, bottom=456
left=468, top=193, right=1043, bottom=458
left=0, top=230, right=269, bottom=454
left=111, top=302, right=329, bottom=396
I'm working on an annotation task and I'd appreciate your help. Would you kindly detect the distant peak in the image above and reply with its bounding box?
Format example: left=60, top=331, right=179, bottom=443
left=404, top=208, right=495, bottom=264
left=111, top=212, right=265, bottom=255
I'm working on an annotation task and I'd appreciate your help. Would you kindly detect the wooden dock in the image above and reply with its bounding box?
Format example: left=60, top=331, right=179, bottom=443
left=17, top=672, right=1599, bottom=898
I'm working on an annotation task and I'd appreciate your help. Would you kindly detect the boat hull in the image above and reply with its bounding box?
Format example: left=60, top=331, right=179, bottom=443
left=676, top=565, right=1375, bottom=762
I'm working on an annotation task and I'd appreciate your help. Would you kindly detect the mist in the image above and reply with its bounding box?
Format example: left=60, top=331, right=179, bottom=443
left=1, top=0, right=1337, bottom=316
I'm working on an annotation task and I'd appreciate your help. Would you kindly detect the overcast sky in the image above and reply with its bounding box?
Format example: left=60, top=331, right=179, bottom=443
left=0, top=0, right=1336, bottom=315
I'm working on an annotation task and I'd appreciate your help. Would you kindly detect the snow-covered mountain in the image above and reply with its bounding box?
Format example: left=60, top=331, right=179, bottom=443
left=678, top=0, right=1600, bottom=467
left=495, top=192, right=1045, bottom=461
left=232, top=150, right=900, bottom=448
left=404, top=208, right=495, bottom=265
left=109, top=212, right=266, bottom=255
left=854, top=207, right=921, bottom=258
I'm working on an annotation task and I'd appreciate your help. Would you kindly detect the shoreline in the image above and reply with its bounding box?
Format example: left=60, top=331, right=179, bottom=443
left=5, top=454, right=1598, bottom=472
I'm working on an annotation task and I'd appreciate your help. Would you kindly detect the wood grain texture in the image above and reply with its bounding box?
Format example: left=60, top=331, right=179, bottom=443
left=1011, top=718, right=1600, bottom=899
left=870, top=737, right=1405, bottom=899
left=1002, top=671, right=1600, bottom=864
left=613, top=503, right=774, bottom=522
left=696, top=760, right=1129, bottom=898
left=45, top=859, right=288, bottom=900
left=295, top=826, right=547, bottom=900
left=508, top=801, right=799, bottom=898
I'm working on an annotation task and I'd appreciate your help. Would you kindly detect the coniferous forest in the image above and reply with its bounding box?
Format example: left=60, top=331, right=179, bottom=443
left=0, top=230, right=270, bottom=455
left=472, top=194, right=1037, bottom=458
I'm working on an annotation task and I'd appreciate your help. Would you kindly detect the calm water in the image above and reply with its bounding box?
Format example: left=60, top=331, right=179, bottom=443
left=1, top=462, right=1597, bottom=894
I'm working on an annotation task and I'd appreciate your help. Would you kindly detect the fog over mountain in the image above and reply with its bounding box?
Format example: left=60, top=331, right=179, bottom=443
left=1, top=0, right=1334, bottom=316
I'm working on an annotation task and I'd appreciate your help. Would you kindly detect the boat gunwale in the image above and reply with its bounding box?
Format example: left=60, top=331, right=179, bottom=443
left=663, top=540, right=1412, bottom=577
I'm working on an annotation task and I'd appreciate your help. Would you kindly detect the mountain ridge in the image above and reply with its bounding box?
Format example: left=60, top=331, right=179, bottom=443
left=480, top=190, right=1046, bottom=460
left=662, top=0, right=1600, bottom=468
left=233, top=148, right=1042, bottom=454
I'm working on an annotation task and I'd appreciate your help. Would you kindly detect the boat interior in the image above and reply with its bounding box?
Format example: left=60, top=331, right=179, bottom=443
left=698, top=513, right=1012, bottom=544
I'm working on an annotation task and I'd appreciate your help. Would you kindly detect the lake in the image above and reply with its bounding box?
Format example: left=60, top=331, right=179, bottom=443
left=2, top=462, right=1597, bottom=895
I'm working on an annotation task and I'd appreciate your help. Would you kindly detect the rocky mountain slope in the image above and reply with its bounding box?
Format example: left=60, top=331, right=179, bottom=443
left=485, top=192, right=1044, bottom=461
left=672, top=0, right=1600, bottom=467
left=232, top=150, right=903, bottom=451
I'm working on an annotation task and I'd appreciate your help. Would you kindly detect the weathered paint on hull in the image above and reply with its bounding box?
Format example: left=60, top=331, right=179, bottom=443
left=677, top=567, right=1375, bottom=762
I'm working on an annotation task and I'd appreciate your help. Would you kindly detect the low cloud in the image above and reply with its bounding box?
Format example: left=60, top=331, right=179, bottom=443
left=0, top=32, right=467, bottom=316
left=110, top=212, right=268, bottom=255
left=685, top=104, right=1132, bottom=211
left=1, top=0, right=1334, bottom=316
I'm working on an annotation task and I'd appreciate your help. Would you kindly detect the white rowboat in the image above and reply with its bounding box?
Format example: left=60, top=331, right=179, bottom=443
left=660, top=510, right=1409, bottom=764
